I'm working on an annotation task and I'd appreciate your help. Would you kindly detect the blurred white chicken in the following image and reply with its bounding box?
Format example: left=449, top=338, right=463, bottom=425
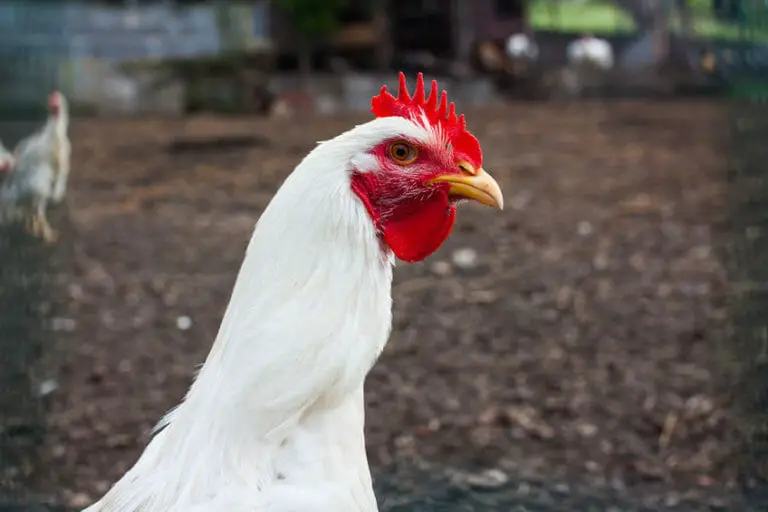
left=0, top=139, right=14, bottom=174
left=0, top=91, right=71, bottom=242
left=505, top=32, right=539, bottom=62
left=82, top=73, right=504, bottom=512
left=505, top=32, right=539, bottom=77
left=566, top=33, right=614, bottom=70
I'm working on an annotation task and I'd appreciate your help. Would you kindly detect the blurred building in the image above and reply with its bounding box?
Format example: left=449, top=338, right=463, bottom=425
left=0, top=0, right=271, bottom=114
left=0, top=0, right=523, bottom=116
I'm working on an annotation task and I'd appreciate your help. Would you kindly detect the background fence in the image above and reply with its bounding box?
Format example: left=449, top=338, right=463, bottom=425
left=2, top=0, right=768, bottom=510
left=0, top=0, right=269, bottom=117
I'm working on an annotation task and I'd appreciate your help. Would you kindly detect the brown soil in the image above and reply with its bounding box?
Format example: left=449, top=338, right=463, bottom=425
left=1, top=100, right=756, bottom=510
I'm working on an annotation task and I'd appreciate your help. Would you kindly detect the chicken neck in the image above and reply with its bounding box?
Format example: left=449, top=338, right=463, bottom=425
left=93, top=120, right=406, bottom=511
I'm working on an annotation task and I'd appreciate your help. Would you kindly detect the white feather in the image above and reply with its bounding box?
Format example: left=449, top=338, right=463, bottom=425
left=83, top=115, right=436, bottom=512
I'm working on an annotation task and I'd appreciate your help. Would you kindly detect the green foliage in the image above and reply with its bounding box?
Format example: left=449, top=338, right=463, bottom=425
left=273, top=0, right=350, bottom=39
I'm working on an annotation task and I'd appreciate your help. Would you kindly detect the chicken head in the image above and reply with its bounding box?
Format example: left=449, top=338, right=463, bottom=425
left=351, top=72, right=503, bottom=263
left=48, top=90, right=64, bottom=116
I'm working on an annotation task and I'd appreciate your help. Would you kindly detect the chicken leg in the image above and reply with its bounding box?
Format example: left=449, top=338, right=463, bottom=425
left=26, top=199, right=57, bottom=244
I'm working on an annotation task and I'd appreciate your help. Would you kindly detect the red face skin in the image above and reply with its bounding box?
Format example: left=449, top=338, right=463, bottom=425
left=0, top=161, right=12, bottom=175
left=351, top=135, right=482, bottom=263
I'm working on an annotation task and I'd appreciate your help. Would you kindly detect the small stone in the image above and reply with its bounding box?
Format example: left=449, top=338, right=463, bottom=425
left=621, top=193, right=653, bottom=213
left=38, top=378, right=58, bottom=397
left=610, top=477, right=626, bottom=490
left=685, top=394, right=714, bottom=416
left=478, top=406, right=501, bottom=425
left=176, top=315, right=193, bottom=331
left=68, top=492, right=92, bottom=508
left=430, top=260, right=452, bottom=276
left=510, top=190, right=532, bottom=210
left=465, top=468, right=508, bottom=489
left=505, top=405, right=555, bottom=439
left=51, top=317, right=77, bottom=332
left=593, top=252, right=609, bottom=270
left=691, top=245, right=711, bottom=260
left=394, top=434, right=414, bottom=449
left=576, top=422, right=598, bottom=438
left=51, top=444, right=66, bottom=458
left=556, top=286, right=573, bottom=308
left=577, top=221, right=593, bottom=236
left=118, top=359, right=133, bottom=373
left=629, top=253, right=645, bottom=270
left=451, top=247, right=478, bottom=269
left=467, top=289, right=496, bottom=304
left=107, top=433, right=132, bottom=449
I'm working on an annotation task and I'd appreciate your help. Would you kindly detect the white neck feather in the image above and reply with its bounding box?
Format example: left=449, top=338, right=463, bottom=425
left=91, top=116, right=429, bottom=511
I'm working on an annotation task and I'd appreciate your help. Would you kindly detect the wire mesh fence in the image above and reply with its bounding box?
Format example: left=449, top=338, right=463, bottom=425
left=723, top=1, right=768, bottom=503
left=1, top=1, right=768, bottom=511
left=528, top=0, right=757, bottom=41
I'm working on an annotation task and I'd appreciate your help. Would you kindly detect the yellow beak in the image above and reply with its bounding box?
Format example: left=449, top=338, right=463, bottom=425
left=429, top=164, right=504, bottom=210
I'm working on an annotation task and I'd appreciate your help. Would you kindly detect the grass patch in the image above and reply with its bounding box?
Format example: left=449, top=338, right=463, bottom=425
left=529, top=1, right=635, bottom=35
left=528, top=0, right=768, bottom=42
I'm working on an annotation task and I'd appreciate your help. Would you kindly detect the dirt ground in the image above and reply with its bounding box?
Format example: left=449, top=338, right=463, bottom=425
left=1, top=100, right=756, bottom=509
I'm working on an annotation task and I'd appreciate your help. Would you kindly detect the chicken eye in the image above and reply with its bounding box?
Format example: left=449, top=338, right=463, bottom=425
left=389, top=142, right=418, bottom=165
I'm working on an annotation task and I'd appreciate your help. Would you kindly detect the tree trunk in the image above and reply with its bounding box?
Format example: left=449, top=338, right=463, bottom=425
left=451, top=0, right=474, bottom=79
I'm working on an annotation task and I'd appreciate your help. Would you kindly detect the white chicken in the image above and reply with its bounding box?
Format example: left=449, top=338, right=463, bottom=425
left=0, top=139, right=14, bottom=177
left=566, top=33, right=614, bottom=71
left=504, top=32, right=540, bottom=79
left=82, top=73, right=504, bottom=512
left=505, top=32, right=539, bottom=62
left=0, top=91, right=71, bottom=242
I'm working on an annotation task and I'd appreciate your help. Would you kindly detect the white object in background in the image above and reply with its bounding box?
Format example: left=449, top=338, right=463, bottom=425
left=452, top=247, right=479, bottom=269
left=176, top=316, right=193, bottom=331
left=38, top=379, right=59, bottom=397
left=567, top=35, right=614, bottom=70
left=505, top=33, right=539, bottom=61
left=101, top=68, right=140, bottom=115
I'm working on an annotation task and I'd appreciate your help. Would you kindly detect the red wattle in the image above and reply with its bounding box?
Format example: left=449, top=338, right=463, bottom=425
left=381, top=194, right=456, bottom=263
left=351, top=173, right=456, bottom=263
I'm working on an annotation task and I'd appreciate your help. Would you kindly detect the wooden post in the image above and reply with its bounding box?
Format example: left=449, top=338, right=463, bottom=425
left=373, top=0, right=393, bottom=72
left=451, top=0, right=474, bottom=74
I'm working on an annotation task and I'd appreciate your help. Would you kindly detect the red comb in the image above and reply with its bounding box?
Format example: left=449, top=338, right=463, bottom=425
left=371, top=72, right=482, bottom=166
left=372, top=72, right=465, bottom=132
